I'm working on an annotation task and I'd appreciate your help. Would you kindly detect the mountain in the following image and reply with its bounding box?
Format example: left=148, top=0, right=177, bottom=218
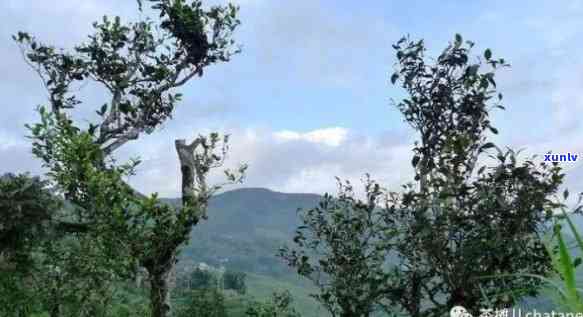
left=162, top=188, right=327, bottom=316
left=162, top=188, right=321, bottom=277
left=165, top=188, right=583, bottom=277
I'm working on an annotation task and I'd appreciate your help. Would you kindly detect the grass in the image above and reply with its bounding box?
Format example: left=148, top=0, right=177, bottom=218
left=479, top=207, right=583, bottom=314
left=540, top=208, right=583, bottom=312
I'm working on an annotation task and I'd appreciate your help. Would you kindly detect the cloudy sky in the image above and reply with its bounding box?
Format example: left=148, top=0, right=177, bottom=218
left=1, top=0, right=583, bottom=198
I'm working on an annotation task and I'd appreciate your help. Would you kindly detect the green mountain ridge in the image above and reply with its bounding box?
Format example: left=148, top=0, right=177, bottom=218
left=162, top=188, right=321, bottom=277
left=164, top=188, right=326, bottom=316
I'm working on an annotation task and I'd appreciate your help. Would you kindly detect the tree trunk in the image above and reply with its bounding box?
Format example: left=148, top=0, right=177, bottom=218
left=143, top=138, right=207, bottom=317
left=148, top=265, right=173, bottom=317
left=175, top=139, right=208, bottom=219
left=49, top=298, right=60, bottom=317
left=47, top=285, right=62, bottom=317
left=49, top=304, right=61, bottom=317
left=176, top=140, right=196, bottom=206
left=407, top=272, right=422, bottom=317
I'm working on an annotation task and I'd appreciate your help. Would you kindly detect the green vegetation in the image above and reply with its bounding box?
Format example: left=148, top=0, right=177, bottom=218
left=278, top=34, right=570, bottom=317
left=2, top=0, right=582, bottom=316
left=225, top=270, right=248, bottom=295
left=497, top=205, right=583, bottom=314
left=280, top=177, right=397, bottom=316
left=176, top=288, right=228, bottom=317
left=548, top=208, right=583, bottom=312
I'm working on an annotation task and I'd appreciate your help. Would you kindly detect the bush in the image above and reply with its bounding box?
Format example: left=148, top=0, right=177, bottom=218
left=176, top=288, right=227, bottom=317
left=189, top=267, right=218, bottom=290
left=224, top=270, right=247, bottom=294
left=245, top=291, right=301, bottom=317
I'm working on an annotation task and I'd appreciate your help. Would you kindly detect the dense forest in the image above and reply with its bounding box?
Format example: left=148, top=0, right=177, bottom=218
left=2, top=1, right=583, bottom=317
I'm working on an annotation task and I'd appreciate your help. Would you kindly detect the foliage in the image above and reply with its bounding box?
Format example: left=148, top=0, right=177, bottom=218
left=384, top=34, right=564, bottom=316
left=0, top=171, right=133, bottom=317
left=189, top=267, right=219, bottom=289
left=0, top=173, right=59, bottom=264
left=14, top=0, right=241, bottom=155
left=225, top=269, right=248, bottom=294
left=548, top=207, right=583, bottom=312
left=0, top=173, right=57, bottom=316
left=175, top=288, right=228, bottom=317
left=281, top=34, right=568, bottom=317
left=0, top=266, right=44, bottom=316
left=106, top=283, right=152, bottom=317
left=14, top=0, right=244, bottom=316
left=245, top=290, right=302, bottom=317
left=502, top=203, right=583, bottom=313
left=31, top=234, right=128, bottom=317
left=279, top=176, right=398, bottom=317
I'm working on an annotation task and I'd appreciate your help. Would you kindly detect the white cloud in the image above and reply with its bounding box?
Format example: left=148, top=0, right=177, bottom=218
left=116, top=126, right=415, bottom=197
left=273, top=127, right=349, bottom=147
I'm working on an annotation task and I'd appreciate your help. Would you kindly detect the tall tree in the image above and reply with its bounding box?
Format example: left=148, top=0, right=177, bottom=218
left=385, top=34, right=565, bottom=316
left=281, top=34, right=568, bottom=317
left=14, top=1, right=245, bottom=316
left=280, top=177, right=399, bottom=317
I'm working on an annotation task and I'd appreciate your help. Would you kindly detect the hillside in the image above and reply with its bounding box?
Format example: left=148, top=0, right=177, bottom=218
left=162, top=188, right=326, bottom=315
left=166, top=188, right=583, bottom=278
left=163, top=188, right=321, bottom=277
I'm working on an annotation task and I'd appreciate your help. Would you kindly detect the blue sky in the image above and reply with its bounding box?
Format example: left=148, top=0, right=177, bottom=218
left=1, top=0, right=583, bottom=198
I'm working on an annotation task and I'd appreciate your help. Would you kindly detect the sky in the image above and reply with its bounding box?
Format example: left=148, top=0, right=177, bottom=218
left=1, top=0, right=583, bottom=200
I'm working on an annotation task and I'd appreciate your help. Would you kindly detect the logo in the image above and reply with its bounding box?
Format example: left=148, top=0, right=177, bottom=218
left=451, top=306, right=583, bottom=317
left=450, top=306, right=509, bottom=317
left=451, top=306, right=473, bottom=317
left=543, top=152, right=578, bottom=162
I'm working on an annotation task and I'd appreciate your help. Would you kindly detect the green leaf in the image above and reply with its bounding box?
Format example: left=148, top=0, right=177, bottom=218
left=562, top=209, right=583, bottom=263
left=556, top=228, right=579, bottom=304
left=479, top=142, right=496, bottom=152
left=454, top=33, right=463, bottom=47
left=573, top=257, right=582, bottom=268
left=97, top=104, right=108, bottom=116
left=88, top=124, right=97, bottom=136
left=390, top=73, right=399, bottom=84
left=484, top=48, right=492, bottom=60
left=412, top=155, right=420, bottom=168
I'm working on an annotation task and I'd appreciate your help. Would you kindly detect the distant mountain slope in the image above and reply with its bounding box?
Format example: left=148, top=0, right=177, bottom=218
left=162, top=188, right=321, bottom=277
left=163, top=187, right=583, bottom=277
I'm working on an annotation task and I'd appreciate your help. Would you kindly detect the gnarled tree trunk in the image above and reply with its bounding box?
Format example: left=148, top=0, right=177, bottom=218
left=147, top=262, right=173, bottom=317
left=142, top=139, right=204, bottom=317
left=141, top=137, right=236, bottom=317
